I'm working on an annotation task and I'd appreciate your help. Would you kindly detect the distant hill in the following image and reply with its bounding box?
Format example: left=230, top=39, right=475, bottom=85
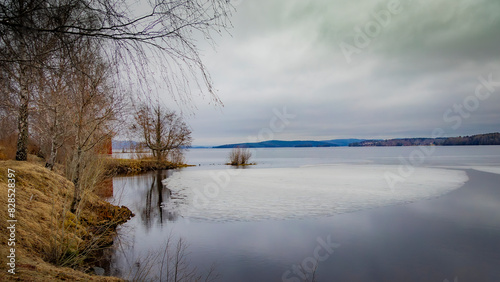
left=349, top=133, right=500, bottom=147
left=326, top=139, right=366, bottom=146
left=349, top=138, right=444, bottom=147
left=441, top=133, right=500, bottom=146
left=214, top=139, right=365, bottom=148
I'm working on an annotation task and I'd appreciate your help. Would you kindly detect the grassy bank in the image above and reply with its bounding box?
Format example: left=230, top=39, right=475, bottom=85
left=105, top=158, right=192, bottom=175
left=0, top=160, right=132, bottom=281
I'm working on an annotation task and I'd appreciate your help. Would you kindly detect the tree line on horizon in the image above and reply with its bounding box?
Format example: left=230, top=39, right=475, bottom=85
left=349, top=133, right=500, bottom=147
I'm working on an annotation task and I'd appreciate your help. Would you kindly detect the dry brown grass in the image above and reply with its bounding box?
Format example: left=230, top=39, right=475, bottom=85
left=0, top=160, right=130, bottom=281
left=104, top=158, right=190, bottom=176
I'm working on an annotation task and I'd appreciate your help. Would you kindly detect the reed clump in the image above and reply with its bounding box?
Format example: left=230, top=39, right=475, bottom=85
left=227, top=147, right=254, bottom=166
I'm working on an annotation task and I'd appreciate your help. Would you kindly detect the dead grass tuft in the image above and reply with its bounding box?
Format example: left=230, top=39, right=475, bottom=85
left=104, top=158, right=189, bottom=175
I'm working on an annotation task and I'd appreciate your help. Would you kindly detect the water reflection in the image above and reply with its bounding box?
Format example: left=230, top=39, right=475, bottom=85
left=141, top=170, right=160, bottom=227
left=142, top=169, right=186, bottom=228
left=109, top=169, right=187, bottom=231
left=104, top=169, right=188, bottom=278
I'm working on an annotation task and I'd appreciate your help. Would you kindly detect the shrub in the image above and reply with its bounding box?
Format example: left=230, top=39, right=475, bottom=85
left=228, top=147, right=252, bottom=166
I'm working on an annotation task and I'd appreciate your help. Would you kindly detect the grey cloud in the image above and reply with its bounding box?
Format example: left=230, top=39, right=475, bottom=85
left=182, top=0, right=500, bottom=145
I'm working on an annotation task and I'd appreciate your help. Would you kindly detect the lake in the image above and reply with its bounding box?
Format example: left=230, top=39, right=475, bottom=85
left=103, top=146, right=500, bottom=281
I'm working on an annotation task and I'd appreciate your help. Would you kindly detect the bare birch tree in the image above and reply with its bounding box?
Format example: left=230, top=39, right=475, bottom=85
left=65, top=41, right=124, bottom=213
left=133, top=102, right=192, bottom=163
left=33, top=49, right=75, bottom=170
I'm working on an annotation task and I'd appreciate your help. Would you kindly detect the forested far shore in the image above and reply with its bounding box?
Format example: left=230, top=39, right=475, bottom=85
left=349, top=133, right=500, bottom=147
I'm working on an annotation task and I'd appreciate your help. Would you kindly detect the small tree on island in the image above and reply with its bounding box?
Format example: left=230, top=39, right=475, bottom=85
left=133, top=102, right=191, bottom=164
left=228, top=147, right=252, bottom=166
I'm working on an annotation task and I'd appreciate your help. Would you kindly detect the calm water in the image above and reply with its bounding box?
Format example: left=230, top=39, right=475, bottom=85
left=104, top=146, right=500, bottom=281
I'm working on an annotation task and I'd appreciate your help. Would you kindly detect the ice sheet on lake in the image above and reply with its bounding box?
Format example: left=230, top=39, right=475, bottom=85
left=434, top=166, right=500, bottom=175
left=469, top=166, right=500, bottom=175
left=163, top=165, right=468, bottom=221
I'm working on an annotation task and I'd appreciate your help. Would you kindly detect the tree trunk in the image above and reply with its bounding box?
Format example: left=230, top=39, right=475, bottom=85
left=45, top=139, right=58, bottom=170
left=15, top=93, right=29, bottom=161
left=70, top=147, right=82, bottom=213
left=155, top=104, right=162, bottom=163
left=156, top=150, right=162, bottom=163
left=45, top=111, right=60, bottom=170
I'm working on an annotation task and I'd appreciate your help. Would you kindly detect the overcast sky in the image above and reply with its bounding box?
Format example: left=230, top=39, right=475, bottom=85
left=168, top=0, right=500, bottom=146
